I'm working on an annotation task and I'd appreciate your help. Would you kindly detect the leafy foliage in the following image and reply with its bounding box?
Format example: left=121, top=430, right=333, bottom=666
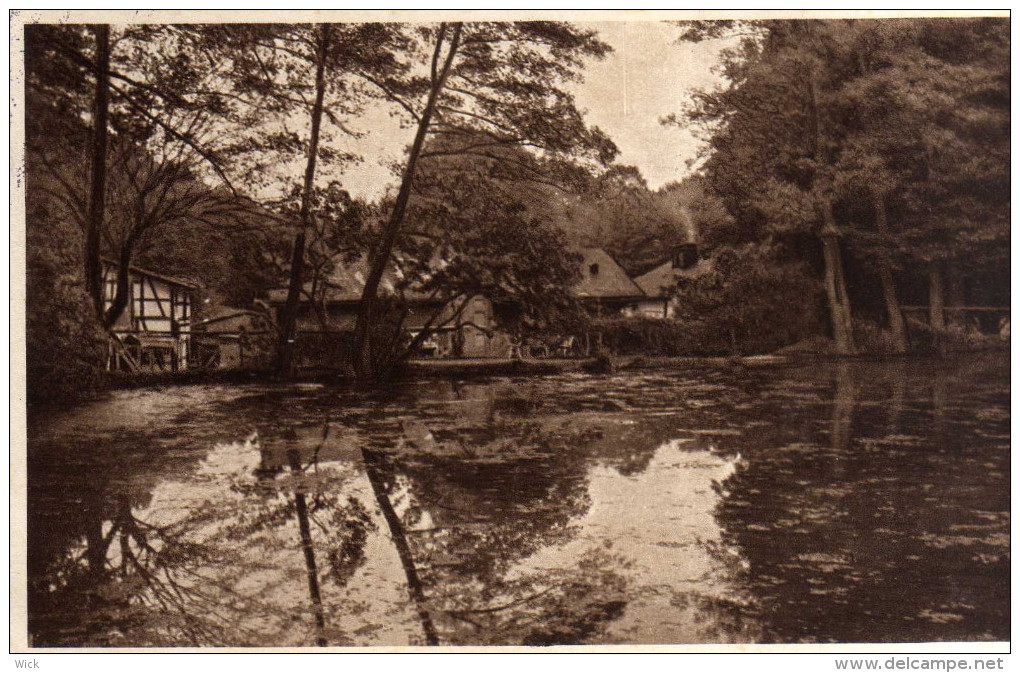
left=24, top=210, right=109, bottom=404
left=671, top=243, right=824, bottom=354
left=671, top=18, right=1009, bottom=352
left=348, top=21, right=620, bottom=377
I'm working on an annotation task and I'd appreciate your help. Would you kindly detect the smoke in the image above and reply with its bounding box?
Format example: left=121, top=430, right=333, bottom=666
left=679, top=204, right=698, bottom=244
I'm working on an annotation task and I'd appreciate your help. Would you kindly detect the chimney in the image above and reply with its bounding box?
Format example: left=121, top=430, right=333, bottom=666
left=672, top=243, right=698, bottom=270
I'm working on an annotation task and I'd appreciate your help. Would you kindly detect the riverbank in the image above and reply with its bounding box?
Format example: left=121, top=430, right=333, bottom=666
left=404, top=353, right=793, bottom=377
left=100, top=353, right=798, bottom=390
left=111, top=345, right=1009, bottom=386
left=27, top=345, right=1008, bottom=412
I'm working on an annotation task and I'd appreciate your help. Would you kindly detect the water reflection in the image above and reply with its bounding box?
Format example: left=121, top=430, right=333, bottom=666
left=361, top=448, right=438, bottom=645
left=27, top=354, right=1009, bottom=646
left=715, top=358, right=1010, bottom=643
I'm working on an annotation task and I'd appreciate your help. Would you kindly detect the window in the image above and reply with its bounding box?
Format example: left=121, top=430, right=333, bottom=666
left=590, top=263, right=600, bottom=276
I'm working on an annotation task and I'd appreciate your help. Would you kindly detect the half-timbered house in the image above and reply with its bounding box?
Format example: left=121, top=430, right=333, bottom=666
left=103, top=260, right=198, bottom=372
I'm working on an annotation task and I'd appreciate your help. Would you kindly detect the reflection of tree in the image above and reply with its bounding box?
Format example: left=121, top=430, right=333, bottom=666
left=29, top=430, right=376, bottom=647
left=369, top=405, right=631, bottom=646
left=887, top=369, right=906, bottom=435
left=28, top=424, right=218, bottom=646
left=362, top=448, right=439, bottom=645
left=286, top=448, right=327, bottom=646
left=714, top=358, right=1010, bottom=643
left=830, top=362, right=856, bottom=453
left=32, top=489, right=276, bottom=645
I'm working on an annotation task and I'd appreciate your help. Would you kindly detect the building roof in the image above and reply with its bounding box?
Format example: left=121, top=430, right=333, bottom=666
left=268, top=247, right=647, bottom=306
left=633, top=258, right=713, bottom=299
left=266, top=255, right=438, bottom=305
left=102, top=258, right=201, bottom=290
left=198, top=305, right=250, bottom=321
left=571, top=247, right=646, bottom=300
left=194, top=306, right=267, bottom=326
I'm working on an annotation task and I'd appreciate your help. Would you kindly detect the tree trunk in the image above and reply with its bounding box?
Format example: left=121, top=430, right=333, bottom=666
left=808, top=73, right=853, bottom=356
left=275, top=24, right=331, bottom=380
left=85, top=24, right=110, bottom=321
left=350, top=23, right=463, bottom=379
left=929, top=266, right=946, bottom=353
left=361, top=448, right=439, bottom=645
left=820, top=207, right=855, bottom=355
left=946, top=264, right=966, bottom=328
left=873, top=194, right=907, bottom=354
left=103, top=239, right=134, bottom=329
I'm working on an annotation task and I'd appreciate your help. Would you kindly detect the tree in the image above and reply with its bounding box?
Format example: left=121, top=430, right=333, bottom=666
left=29, top=22, right=242, bottom=297
left=681, top=21, right=860, bottom=353
left=267, top=182, right=368, bottom=331
left=26, top=23, right=251, bottom=324
left=555, top=166, right=695, bottom=277
left=33, top=128, right=249, bottom=329
left=24, top=178, right=109, bottom=403
left=670, top=242, right=823, bottom=355
left=84, top=25, right=111, bottom=321
left=349, top=21, right=617, bottom=379
left=24, top=25, right=108, bottom=399
left=27, top=23, right=295, bottom=324
left=350, top=141, right=585, bottom=376
left=673, top=18, right=1008, bottom=354
left=190, top=22, right=411, bottom=378
left=272, top=23, right=331, bottom=379
left=829, top=18, right=1008, bottom=351
left=26, top=24, right=239, bottom=395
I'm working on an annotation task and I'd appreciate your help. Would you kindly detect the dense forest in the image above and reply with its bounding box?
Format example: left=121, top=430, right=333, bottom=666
left=22, top=18, right=1009, bottom=401
left=668, top=18, right=1010, bottom=355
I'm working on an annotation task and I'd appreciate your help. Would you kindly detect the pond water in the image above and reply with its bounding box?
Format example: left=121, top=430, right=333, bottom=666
left=26, top=354, right=1010, bottom=647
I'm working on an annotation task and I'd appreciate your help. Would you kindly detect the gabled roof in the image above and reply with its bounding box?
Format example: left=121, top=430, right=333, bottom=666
left=572, top=247, right=646, bottom=300
left=102, top=258, right=201, bottom=290
left=268, top=247, right=648, bottom=305
left=266, top=255, right=439, bottom=305
left=633, top=258, right=713, bottom=299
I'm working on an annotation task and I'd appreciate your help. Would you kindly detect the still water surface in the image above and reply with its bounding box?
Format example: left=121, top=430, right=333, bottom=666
left=27, top=355, right=1009, bottom=646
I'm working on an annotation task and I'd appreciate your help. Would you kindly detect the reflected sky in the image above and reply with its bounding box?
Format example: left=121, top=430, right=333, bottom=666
left=27, top=354, right=1010, bottom=646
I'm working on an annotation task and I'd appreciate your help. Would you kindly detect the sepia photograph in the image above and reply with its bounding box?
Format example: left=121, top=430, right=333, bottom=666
left=9, top=9, right=1010, bottom=654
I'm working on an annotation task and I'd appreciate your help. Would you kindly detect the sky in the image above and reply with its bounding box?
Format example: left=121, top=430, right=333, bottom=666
left=332, top=21, right=733, bottom=201
left=573, top=22, right=732, bottom=189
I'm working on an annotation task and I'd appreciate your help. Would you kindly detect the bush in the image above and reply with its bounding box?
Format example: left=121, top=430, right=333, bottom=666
left=26, top=242, right=109, bottom=406
left=670, top=243, right=824, bottom=355
left=582, top=350, right=618, bottom=374
left=852, top=319, right=906, bottom=356
left=903, top=315, right=1004, bottom=354
left=590, top=317, right=730, bottom=357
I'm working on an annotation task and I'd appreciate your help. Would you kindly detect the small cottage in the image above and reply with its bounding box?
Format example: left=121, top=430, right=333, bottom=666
left=191, top=307, right=274, bottom=369
left=632, top=244, right=712, bottom=319
left=572, top=247, right=647, bottom=316
left=266, top=257, right=504, bottom=360
left=103, top=260, right=198, bottom=372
